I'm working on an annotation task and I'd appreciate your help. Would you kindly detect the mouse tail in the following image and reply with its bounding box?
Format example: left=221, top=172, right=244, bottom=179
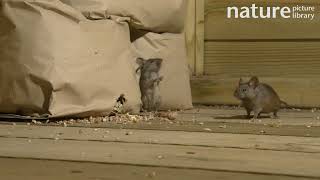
left=280, top=100, right=289, bottom=108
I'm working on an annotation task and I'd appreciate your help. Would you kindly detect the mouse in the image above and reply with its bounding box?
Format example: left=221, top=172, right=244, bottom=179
left=136, top=57, right=163, bottom=112
left=234, top=76, right=288, bottom=120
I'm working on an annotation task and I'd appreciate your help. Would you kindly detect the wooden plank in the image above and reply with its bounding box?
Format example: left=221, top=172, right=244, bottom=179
left=200, top=41, right=320, bottom=107
left=1, top=125, right=320, bottom=153
left=204, top=41, right=320, bottom=77
left=195, top=0, right=205, bottom=75
left=205, top=0, right=320, bottom=40
left=191, top=76, right=320, bottom=107
left=1, top=137, right=320, bottom=178
left=1, top=158, right=312, bottom=180
left=185, top=0, right=196, bottom=75
left=2, top=115, right=320, bottom=137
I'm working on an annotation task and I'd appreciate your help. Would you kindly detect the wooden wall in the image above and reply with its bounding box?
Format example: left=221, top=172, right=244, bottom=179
left=188, top=0, right=320, bottom=107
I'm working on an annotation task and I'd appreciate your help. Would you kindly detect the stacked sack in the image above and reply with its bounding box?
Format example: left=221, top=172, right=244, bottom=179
left=0, top=0, right=192, bottom=117
left=0, top=0, right=141, bottom=117
left=62, top=0, right=193, bottom=111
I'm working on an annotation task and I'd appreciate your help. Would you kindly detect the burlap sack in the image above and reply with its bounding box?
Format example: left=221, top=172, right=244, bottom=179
left=61, top=0, right=187, bottom=33
left=132, top=32, right=193, bottom=110
left=0, top=0, right=141, bottom=117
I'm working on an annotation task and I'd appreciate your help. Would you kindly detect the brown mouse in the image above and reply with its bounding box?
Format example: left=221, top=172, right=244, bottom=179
left=234, top=76, right=288, bottom=119
left=136, top=57, right=163, bottom=112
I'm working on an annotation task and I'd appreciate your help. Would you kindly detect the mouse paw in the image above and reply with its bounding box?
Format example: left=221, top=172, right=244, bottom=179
left=249, top=118, right=256, bottom=123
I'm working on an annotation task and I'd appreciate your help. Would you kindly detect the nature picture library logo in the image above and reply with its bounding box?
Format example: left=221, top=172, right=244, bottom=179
left=227, top=4, right=316, bottom=20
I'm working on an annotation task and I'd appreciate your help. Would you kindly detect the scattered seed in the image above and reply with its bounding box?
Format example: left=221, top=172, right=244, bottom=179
left=219, top=125, right=227, bottom=129
left=260, top=130, right=266, bottom=134
left=146, top=172, right=156, bottom=178
left=203, top=128, right=212, bottom=132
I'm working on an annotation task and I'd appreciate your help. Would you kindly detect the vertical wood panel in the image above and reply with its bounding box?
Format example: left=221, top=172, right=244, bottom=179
left=185, top=0, right=196, bottom=75
left=204, top=0, right=320, bottom=40
left=195, top=0, right=205, bottom=75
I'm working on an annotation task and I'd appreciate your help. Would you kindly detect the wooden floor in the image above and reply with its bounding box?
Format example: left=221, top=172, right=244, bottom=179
left=1, top=107, right=320, bottom=180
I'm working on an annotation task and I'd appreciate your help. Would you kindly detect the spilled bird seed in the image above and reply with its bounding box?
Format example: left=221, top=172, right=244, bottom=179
left=203, top=128, right=212, bottom=132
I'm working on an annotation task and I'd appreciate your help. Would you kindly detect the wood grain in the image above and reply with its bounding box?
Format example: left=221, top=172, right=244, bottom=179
left=191, top=76, right=320, bottom=107
left=204, top=41, right=320, bottom=77
left=1, top=125, right=320, bottom=153
left=1, top=137, right=320, bottom=178
left=185, top=0, right=196, bottom=75
left=196, top=0, right=205, bottom=75
left=205, top=0, right=320, bottom=40
left=3, top=158, right=310, bottom=180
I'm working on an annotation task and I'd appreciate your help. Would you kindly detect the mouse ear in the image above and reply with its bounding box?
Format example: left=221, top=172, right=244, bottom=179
left=249, top=76, right=259, bottom=88
left=136, top=57, right=145, bottom=66
left=239, top=78, right=244, bottom=85
left=155, top=58, right=163, bottom=67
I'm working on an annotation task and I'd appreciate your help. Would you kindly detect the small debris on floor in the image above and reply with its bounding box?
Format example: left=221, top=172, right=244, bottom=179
left=157, top=155, right=164, bottom=159
left=203, top=128, right=212, bottom=132
left=146, top=172, right=156, bottom=178
left=186, top=152, right=196, bottom=155
left=219, top=125, right=227, bottom=129
left=55, top=111, right=179, bottom=126
left=260, top=130, right=266, bottom=134
left=31, top=120, right=41, bottom=125
left=199, top=122, right=204, bottom=126
left=125, top=131, right=133, bottom=136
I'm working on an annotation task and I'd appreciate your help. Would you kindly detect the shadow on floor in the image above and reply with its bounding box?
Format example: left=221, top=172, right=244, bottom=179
left=213, top=115, right=271, bottom=120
